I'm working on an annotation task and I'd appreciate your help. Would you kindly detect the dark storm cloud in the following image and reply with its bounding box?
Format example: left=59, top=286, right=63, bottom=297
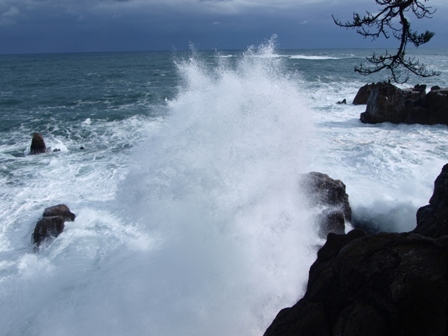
left=0, top=0, right=446, bottom=54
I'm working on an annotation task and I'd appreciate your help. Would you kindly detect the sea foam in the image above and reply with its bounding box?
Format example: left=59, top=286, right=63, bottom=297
left=0, top=42, right=321, bottom=336
left=114, top=41, right=319, bottom=335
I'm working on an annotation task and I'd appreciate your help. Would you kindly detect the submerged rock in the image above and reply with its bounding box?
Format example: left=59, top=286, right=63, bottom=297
left=29, top=132, right=47, bottom=155
left=264, top=164, right=448, bottom=336
left=32, top=204, right=76, bottom=246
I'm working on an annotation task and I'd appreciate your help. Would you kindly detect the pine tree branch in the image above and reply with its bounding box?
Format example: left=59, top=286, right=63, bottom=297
left=333, top=0, right=440, bottom=83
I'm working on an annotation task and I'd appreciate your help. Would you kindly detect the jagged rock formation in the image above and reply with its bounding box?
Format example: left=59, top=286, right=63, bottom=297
left=356, top=82, right=448, bottom=125
left=300, top=172, right=351, bottom=238
left=33, top=204, right=76, bottom=246
left=264, top=165, right=448, bottom=336
left=414, top=164, right=448, bottom=238
left=29, top=132, right=48, bottom=155
left=352, top=83, right=375, bottom=105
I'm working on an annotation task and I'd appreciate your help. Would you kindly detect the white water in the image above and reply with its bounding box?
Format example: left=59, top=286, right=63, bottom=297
left=0, top=43, right=326, bottom=335
left=305, top=78, right=448, bottom=232
left=1, top=44, right=448, bottom=335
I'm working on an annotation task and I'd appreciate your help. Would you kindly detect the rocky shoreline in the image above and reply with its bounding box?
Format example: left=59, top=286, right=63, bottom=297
left=264, top=164, right=448, bottom=336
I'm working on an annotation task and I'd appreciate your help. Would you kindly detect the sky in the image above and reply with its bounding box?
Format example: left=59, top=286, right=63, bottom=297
left=0, top=0, right=447, bottom=54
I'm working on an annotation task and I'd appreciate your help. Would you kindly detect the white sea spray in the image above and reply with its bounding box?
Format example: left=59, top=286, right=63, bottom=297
left=0, top=46, right=447, bottom=335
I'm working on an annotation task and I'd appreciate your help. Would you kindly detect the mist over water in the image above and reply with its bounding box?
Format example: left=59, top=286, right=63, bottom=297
left=1, top=44, right=448, bottom=335
left=0, top=43, right=324, bottom=335
left=113, top=43, right=319, bottom=335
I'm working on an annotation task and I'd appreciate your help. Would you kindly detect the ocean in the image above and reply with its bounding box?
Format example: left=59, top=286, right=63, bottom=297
left=1, top=40, right=448, bottom=335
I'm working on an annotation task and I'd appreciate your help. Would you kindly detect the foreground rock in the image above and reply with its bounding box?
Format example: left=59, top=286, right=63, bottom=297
left=264, top=231, right=448, bottom=336
left=300, top=172, right=351, bottom=238
left=29, top=132, right=48, bottom=155
left=264, top=165, right=448, bottom=336
left=357, top=82, right=448, bottom=125
left=33, top=204, right=76, bottom=246
left=414, top=163, right=448, bottom=238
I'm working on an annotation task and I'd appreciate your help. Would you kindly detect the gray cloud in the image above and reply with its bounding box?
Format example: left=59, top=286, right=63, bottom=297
left=3, top=6, right=19, bottom=17
left=0, top=0, right=446, bottom=54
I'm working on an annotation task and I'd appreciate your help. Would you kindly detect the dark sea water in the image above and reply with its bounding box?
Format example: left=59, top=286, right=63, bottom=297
left=1, top=42, right=448, bottom=335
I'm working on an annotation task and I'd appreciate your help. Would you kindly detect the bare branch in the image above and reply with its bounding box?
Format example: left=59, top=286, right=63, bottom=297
left=333, top=0, right=439, bottom=83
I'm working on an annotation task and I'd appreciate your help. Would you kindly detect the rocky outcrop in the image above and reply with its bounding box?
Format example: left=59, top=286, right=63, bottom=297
left=424, top=88, right=448, bottom=125
left=352, top=83, right=375, bottom=105
left=264, top=165, right=448, bottom=336
left=358, top=82, right=448, bottom=125
left=264, top=231, right=448, bottom=336
left=33, top=216, right=65, bottom=246
left=414, top=163, right=448, bottom=238
left=33, top=204, right=76, bottom=246
left=29, top=132, right=47, bottom=155
left=42, top=204, right=76, bottom=222
left=300, top=172, right=351, bottom=238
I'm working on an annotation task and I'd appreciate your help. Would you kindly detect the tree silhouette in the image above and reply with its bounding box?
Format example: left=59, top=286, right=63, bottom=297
left=333, top=0, right=440, bottom=83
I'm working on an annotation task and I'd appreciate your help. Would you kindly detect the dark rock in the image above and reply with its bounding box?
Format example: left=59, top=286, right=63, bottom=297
left=414, top=164, right=448, bottom=238
left=337, top=99, right=347, bottom=104
left=300, top=172, right=351, bottom=219
left=33, top=216, right=65, bottom=246
left=43, top=204, right=76, bottom=222
left=413, top=83, right=427, bottom=93
left=300, top=172, right=351, bottom=238
left=431, top=85, right=441, bottom=91
left=265, top=165, right=448, bottom=336
left=29, top=132, right=47, bottom=155
left=264, top=231, right=448, bottom=336
left=32, top=204, right=75, bottom=246
left=316, top=210, right=345, bottom=238
left=360, top=82, right=426, bottom=124
left=426, top=88, right=448, bottom=125
left=359, top=82, right=448, bottom=125
left=353, top=83, right=375, bottom=105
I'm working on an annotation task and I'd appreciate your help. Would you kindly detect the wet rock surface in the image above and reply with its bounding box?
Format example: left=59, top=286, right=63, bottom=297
left=265, top=165, right=448, bottom=336
left=33, top=204, right=76, bottom=246
left=356, top=82, right=448, bottom=125
left=29, top=132, right=47, bottom=155
left=300, top=172, right=351, bottom=238
left=414, top=163, right=448, bottom=238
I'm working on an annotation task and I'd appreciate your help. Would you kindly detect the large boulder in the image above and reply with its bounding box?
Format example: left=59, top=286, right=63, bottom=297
left=264, top=164, right=448, bottom=336
left=32, top=204, right=75, bottom=246
left=29, top=132, right=47, bottom=155
left=300, top=172, right=351, bottom=238
left=360, top=82, right=426, bottom=124
left=359, top=82, right=448, bottom=125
